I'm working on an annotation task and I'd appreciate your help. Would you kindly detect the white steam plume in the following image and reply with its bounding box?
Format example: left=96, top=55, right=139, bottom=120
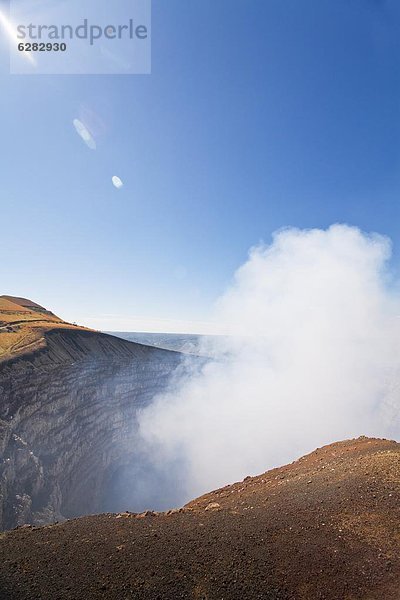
left=138, top=224, right=400, bottom=503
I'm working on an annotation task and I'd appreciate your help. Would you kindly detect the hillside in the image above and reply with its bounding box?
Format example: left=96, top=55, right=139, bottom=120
left=0, top=437, right=398, bottom=599
left=0, top=295, right=91, bottom=363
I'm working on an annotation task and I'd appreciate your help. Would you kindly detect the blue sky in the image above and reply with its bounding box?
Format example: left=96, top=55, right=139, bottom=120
left=1, top=0, right=400, bottom=332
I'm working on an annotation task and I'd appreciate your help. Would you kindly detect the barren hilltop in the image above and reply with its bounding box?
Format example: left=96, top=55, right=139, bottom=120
left=0, top=295, right=91, bottom=363
left=0, top=437, right=398, bottom=599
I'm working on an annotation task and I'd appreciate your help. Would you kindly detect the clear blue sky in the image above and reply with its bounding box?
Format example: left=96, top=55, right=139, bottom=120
left=1, top=0, right=400, bottom=332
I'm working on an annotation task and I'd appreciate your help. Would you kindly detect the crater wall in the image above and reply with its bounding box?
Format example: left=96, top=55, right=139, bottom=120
left=0, top=330, right=181, bottom=530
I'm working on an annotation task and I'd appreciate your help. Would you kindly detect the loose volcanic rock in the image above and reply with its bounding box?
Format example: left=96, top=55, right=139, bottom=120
left=0, top=437, right=398, bottom=600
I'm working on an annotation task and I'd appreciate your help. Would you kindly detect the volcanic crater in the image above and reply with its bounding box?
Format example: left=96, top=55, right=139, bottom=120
left=0, top=297, right=399, bottom=599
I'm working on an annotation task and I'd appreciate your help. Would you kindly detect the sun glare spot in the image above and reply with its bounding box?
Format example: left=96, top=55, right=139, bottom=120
left=0, top=9, right=37, bottom=66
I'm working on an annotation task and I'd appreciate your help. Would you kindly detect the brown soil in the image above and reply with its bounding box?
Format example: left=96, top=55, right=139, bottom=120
left=0, top=297, right=47, bottom=311
left=0, top=437, right=398, bottom=599
left=0, top=295, right=92, bottom=363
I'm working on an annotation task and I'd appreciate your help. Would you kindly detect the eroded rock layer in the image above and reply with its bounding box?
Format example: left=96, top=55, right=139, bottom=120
left=0, top=329, right=181, bottom=530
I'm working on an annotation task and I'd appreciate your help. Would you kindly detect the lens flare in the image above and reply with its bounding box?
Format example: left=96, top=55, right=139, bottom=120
left=112, top=175, right=124, bottom=189
left=73, top=118, right=97, bottom=150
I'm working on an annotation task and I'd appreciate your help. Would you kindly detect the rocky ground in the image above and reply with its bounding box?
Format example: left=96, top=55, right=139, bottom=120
left=0, top=437, right=398, bottom=599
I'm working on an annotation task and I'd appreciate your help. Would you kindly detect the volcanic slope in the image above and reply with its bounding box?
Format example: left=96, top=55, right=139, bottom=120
left=0, top=437, right=398, bottom=600
left=0, top=295, right=91, bottom=362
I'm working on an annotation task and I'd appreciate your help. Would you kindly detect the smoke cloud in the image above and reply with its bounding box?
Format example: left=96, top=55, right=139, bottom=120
left=138, top=224, right=400, bottom=503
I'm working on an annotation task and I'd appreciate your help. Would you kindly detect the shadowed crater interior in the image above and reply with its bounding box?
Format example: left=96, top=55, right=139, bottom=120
left=0, top=329, right=183, bottom=531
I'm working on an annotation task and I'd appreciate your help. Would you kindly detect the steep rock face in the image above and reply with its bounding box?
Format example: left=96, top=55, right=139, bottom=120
left=0, top=329, right=182, bottom=531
